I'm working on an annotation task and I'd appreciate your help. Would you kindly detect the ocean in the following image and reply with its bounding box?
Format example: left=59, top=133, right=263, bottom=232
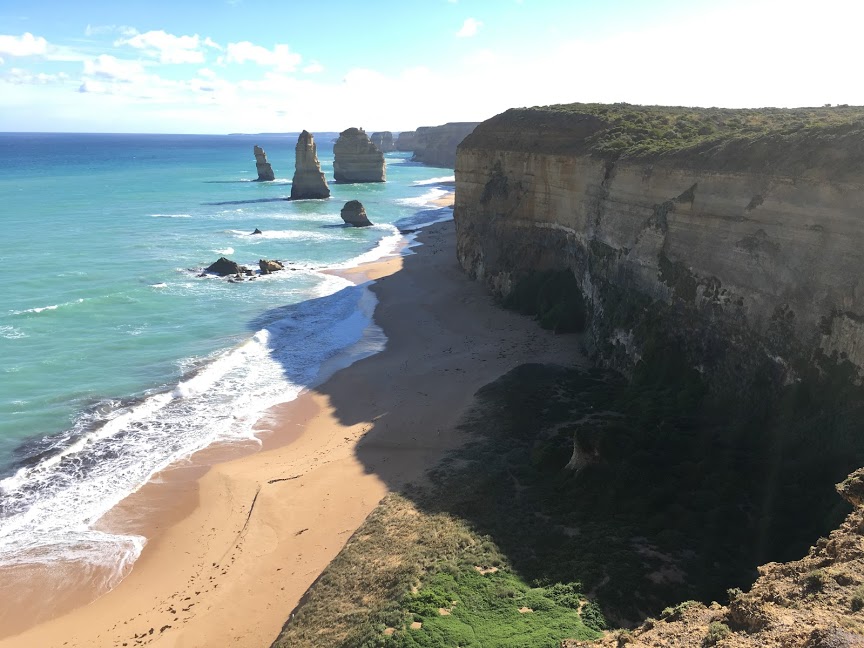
left=0, top=132, right=453, bottom=585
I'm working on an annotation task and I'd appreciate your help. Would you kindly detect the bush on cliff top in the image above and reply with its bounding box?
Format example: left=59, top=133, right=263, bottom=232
left=535, top=103, right=864, bottom=155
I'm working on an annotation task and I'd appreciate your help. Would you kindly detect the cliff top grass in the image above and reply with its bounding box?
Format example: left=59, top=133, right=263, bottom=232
left=465, top=103, right=864, bottom=177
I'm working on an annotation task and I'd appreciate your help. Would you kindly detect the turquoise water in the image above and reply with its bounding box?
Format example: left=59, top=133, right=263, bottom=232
left=0, top=132, right=453, bottom=576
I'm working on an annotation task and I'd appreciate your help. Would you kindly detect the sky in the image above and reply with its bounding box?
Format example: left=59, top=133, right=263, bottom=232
left=0, top=0, right=862, bottom=133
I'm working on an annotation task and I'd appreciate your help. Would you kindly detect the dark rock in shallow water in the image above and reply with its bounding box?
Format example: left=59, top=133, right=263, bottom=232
left=205, top=257, right=244, bottom=276
left=252, top=228, right=263, bottom=235
left=340, top=200, right=373, bottom=227
left=253, top=145, right=275, bottom=182
left=290, top=130, right=330, bottom=200
left=259, top=259, right=284, bottom=275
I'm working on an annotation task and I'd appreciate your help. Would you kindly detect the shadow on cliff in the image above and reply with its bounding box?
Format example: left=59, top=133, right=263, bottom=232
left=252, top=226, right=864, bottom=630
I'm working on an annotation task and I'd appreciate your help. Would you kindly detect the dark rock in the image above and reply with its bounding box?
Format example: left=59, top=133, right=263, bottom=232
left=205, top=257, right=244, bottom=276
left=252, top=228, right=263, bottom=235
left=253, top=145, right=275, bottom=181
left=290, top=131, right=330, bottom=199
left=340, top=200, right=373, bottom=227
left=259, top=259, right=284, bottom=275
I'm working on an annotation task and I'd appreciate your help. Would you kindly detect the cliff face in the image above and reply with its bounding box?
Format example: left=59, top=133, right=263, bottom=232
left=290, top=130, right=330, bottom=200
left=394, top=130, right=416, bottom=152
left=455, top=108, right=864, bottom=385
left=411, top=122, right=480, bottom=168
left=371, top=131, right=395, bottom=153
left=333, top=128, right=386, bottom=183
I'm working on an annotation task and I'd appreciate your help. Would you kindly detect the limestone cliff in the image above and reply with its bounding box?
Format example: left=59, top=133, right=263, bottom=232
left=290, top=130, right=330, bottom=200
left=454, top=105, right=864, bottom=387
left=371, top=131, right=395, bottom=153
left=333, top=127, right=385, bottom=183
left=253, top=145, right=275, bottom=181
left=394, top=130, right=417, bottom=152
left=412, top=122, right=480, bottom=168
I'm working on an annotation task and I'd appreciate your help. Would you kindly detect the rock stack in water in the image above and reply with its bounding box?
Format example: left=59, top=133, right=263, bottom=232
left=333, top=128, right=385, bottom=183
left=340, top=200, right=373, bottom=227
left=371, top=131, right=395, bottom=152
left=253, top=145, right=275, bottom=181
left=395, top=130, right=417, bottom=151
left=290, top=131, right=330, bottom=200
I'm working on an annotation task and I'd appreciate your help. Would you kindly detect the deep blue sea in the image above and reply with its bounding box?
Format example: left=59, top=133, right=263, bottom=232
left=0, top=132, right=453, bottom=579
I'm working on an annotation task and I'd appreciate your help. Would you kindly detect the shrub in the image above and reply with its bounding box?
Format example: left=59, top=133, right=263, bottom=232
left=704, top=621, right=731, bottom=645
left=851, top=585, right=864, bottom=611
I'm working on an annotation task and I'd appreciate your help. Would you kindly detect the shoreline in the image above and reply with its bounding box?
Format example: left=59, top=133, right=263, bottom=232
left=1, top=197, right=584, bottom=647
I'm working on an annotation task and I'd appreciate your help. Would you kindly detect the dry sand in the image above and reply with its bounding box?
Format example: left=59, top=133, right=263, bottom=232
left=0, top=209, right=583, bottom=647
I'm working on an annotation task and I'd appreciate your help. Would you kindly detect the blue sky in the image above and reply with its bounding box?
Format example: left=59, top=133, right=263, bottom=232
left=0, top=0, right=860, bottom=133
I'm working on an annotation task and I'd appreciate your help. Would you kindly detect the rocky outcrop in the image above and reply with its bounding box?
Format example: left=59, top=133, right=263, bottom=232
left=290, top=130, right=330, bottom=200
left=340, top=200, right=372, bottom=227
left=455, top=106, right=864, bottom=388
left=567, top=470, right=864, bottom=647
left=205, top=257, right=248, bottom=276
left=253, top=145, right=275, bottom=181
left=258, top=259, right=284, bottom=274
left=395, top=130, right=417, bottom=152
left=333, top=128, right=385, bottom=183
left=371, top=131, right=395, bottom=153
left=411, top=122, right=480, bottom=168
left=252, top=228, right=262, bottom=235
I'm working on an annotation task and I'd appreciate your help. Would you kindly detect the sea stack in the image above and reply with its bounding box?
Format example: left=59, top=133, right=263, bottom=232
left=371, top=131, right=396, bottom=152
left=340, top=200, right=373, bottom=227
left=290, top=131, right=330, bottom=200
left=333, top=128, right=386, bottom=183
left=395, top=130, right=417, bottom=152
left=253, top=145, right=275, bottom=181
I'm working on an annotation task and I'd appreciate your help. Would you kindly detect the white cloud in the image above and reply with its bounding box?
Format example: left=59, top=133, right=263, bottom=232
left=0, top=57, right=4, bottom=65
left=302, top=61, right=324, bottom=74
left=0, top=33, right=48, bottom=57
left=224, top=41, right=301, bottom=72
left=116, top=30, right=205, bottom=64
left=84, top=24, right=137, bottom=37
left=2, top=67, right=69, bottom=85
left=456, top=18, right=482, bottom=37
left=198, top=67, right=217, bottom=79
left=203, top=37, right=222, bottom=50
left=83, top=55, right=145, bottom=82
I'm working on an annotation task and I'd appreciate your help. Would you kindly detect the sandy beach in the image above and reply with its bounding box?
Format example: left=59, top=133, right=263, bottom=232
left=0, top=200, right=583, bottom=648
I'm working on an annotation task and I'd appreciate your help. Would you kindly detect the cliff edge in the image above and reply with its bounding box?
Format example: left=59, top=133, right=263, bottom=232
left=455, top=104, right=864, bottom=387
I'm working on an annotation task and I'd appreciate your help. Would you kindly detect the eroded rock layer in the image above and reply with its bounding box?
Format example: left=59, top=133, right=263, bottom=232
left=394, top=130, right=417, bottom=152
left=253, top=145, right=275, bottom=181
left=454, top=107, right=864, bottom=386
left=290, top=130, right=330, bottom=200
left=333, top=128, right=385, bottom=183
left=411, top=122, right=480, bottom=168
left=371, top=131, right=395, bottom=152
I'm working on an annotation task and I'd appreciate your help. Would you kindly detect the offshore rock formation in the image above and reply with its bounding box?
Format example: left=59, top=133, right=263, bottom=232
left=258, top=259, right=284, bottom=274
left=205, top=257, right=249, bottom=276
left=290, top=130, right=330, bottom=200
left=252, top=145, right=275, bottom=181
left=411, top=122, right=480, bottom=168
left=333, top=128, right=385, bottom=183
left=371, top=131, right=395, bottom=152
left=395, top=130, right=417, bottom=152
left=340, top=200, right=372, bottom=227
left=455, top=106, right=864, bottom=385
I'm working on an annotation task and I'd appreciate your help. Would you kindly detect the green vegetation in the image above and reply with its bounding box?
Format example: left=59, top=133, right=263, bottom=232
left=503, top=269, right=587, bottom=333
left=850, top=585, right=864, bottom=611
left=529, top=102, right=864, bottom=159
left=704, top=621, right=731, bottom=645
left=385, top=570, right=598, bottom=647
